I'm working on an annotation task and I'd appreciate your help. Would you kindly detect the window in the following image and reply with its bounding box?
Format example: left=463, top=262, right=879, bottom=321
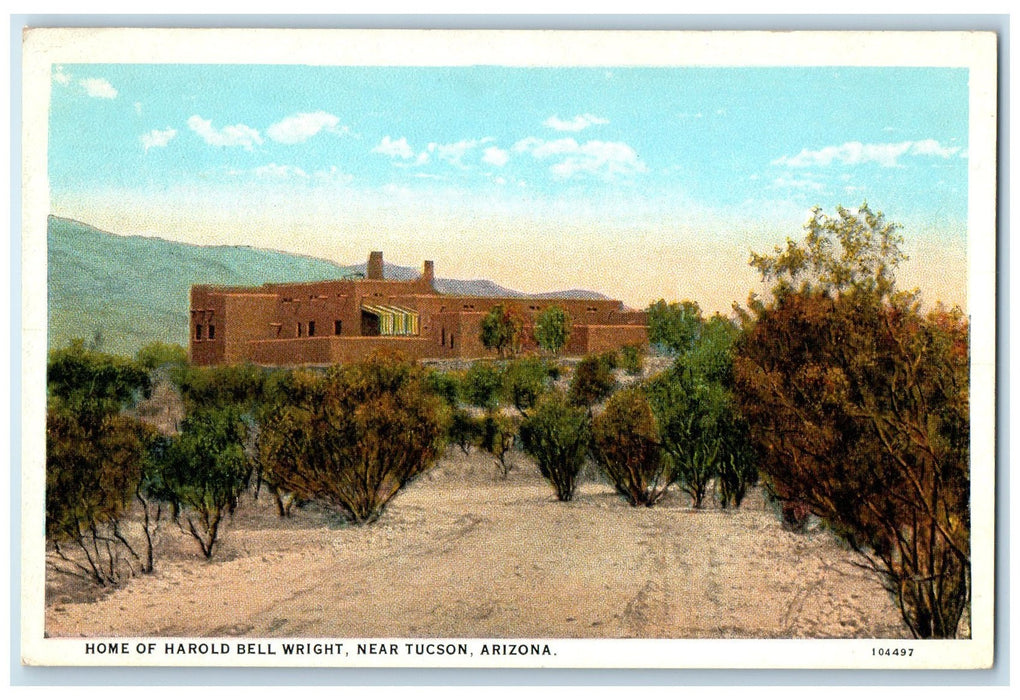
left=441, top=328, right=446, bottom=346
left=334, top=320, right=343, bottom=335
left=208, top=325, right=215, bottom=340
left=297, top=323, right=303, bottom=337
left=195, top=324, right=203, bottom=340
left=308, top=321, right=316, bottom=337
left=449, top=334, right=455, bottom=349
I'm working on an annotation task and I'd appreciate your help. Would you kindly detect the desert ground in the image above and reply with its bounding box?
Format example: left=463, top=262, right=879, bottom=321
left=44, top=448, right=912, bottom=640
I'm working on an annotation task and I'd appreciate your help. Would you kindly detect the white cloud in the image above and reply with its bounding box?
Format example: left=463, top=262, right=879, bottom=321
left=140, top=127, right=177, bottom=153
left=267, top=111, right=347, bottom=144
left=773, top=139, right=962, bottom=169
left=482, top=146, right=509, bottom=167
left=254, top=163, right=309, bottom=179
left=187, top=115, right=263, bottom=150
left=432, top=139, right=480, bottom=167
left=80, top=77, right=118, bottom=99
left=543, top=113, right=609, bottom=132
left=373, top=136, right=415, bottom=159
left=134, top=102, right=143, bottom=116
left=514, top=137, right=645, bottom=180
left=53, top=66, right=71, bottom=85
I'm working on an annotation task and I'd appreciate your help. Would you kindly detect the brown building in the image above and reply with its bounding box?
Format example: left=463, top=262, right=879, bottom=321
left=190, top=252, right=648, bottom=366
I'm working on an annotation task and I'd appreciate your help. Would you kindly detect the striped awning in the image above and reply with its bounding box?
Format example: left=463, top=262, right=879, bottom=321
left=361, top=304, right=420, bottom=336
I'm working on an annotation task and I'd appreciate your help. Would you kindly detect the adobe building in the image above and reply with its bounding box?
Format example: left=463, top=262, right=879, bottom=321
left=190, top=252, right=648, bottom=366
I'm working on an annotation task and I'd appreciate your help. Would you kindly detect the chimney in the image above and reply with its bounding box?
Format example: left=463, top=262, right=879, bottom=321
left=367, top=251, right=384, bottom=280
left=422, top=260, right=435, bottom=287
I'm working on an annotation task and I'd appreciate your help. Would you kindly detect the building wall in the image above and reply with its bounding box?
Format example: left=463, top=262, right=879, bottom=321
left=190, top=256, right=649, bottom=366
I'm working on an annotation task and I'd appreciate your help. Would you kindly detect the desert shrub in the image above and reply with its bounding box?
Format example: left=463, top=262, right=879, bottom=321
left=46, top=408, right=151, bottom=584
left=480, top=304, right=525, bottom=358
left=733, top=203, right=970, bottom=639
left=619, top=344, right=645, bottom=376
left=425, top=368, right=462, bottom=408
left=136, top=342, right=188, bottom=371
left=463, top=362, right=503, bottom=412
left=259, top=355, right=449, bottom=524
left=500, top=357, right=555, bottom=416
left=45, top=341, right=153, bottom=585
left=520, top=391, right=591, bottom=501
left=533, top=305, right=572, bottom=356
left=568, top=353, right=618, bottom=408
left=449, top=408, right=483, bottom=455
left=479, top=412, right=520, bottom=479
left=171, top=362, right=272, bottom=415
left=647, top=299, right=704, bottom=355
left=158, top=407, right=252, bottom=558
left=591, top=387, right=672, bottom=506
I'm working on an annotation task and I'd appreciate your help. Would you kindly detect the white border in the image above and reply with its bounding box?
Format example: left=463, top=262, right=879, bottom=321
left=20, top=28, right=999, bottom=670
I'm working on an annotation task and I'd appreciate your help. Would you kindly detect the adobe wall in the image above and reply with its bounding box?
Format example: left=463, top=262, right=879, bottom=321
left=245, top=336, right=438, bottom=366
left=568, top=324, right=649, bottom=355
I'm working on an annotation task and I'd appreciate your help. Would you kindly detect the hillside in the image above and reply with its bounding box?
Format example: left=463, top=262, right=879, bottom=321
left=47, top=216, right=607, bottom=357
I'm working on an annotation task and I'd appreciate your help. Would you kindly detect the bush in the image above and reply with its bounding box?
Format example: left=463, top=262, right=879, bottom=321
left=159, top=407, right=252, bottom=558
left=46, top=341, right=154, bottom=584
left=463, top=362, right=503, bottom=412
left=46, top=408, right=151, bottom=584
left=591, top=387, right=672, bottom=506
left=136, top=342, right=188, bottom=371
left=568, top=353, right=618, bottom=408
left=259, top=355, right=449, bottom=524
left=520, top=391, right=590, bottom=501
left=533, top=305, right=572, bottom=356
left=449, top=407, right=482, bottom=455
left=500, top=357, right=555, bottom=416
left=733, top=204, right=970, bottom=638
left=619, top=344, right=644, bottom=376
left=480, top=304, right=525, bottom=358
left=479, top=412, right=520, bottom=479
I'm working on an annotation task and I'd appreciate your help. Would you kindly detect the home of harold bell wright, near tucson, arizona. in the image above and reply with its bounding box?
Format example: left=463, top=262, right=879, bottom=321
left=189, top=252, right=649, bottom=366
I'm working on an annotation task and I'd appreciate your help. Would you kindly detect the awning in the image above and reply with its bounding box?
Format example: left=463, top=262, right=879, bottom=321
left=361, top=303, right=420, bottom=336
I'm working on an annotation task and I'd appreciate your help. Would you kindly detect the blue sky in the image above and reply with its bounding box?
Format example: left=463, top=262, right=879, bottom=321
left=48, top=64, right=971, bottom=311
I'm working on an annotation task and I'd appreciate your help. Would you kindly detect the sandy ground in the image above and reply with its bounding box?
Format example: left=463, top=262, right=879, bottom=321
left=44, top=449, right=911, bottom=639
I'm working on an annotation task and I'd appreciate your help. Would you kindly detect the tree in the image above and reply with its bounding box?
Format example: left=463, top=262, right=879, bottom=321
left=159, top=407, right=252, bottom=558
left=480, top=304, right=525, bottom=358
left=135, top=342, right=188, bottom=371
left=533, top=306, right=572, bottom=356
left=647, top=300, right=704, bottom=355
left=568, top=352, right=618, bottom=408
left=45, top=341, right=153, bottom=585
left=500, top=357, right=555, bottom=417
left=520, top=391, right=591, bottom=501
left=591, top=387, right=672, bottom=507
left=46, top=408, right=150, bottom=584
left=645, top=313, right=754, bottom=509
left=259, top=355, right=449, bottom=524
left=733, top=203, right=970, bottom=639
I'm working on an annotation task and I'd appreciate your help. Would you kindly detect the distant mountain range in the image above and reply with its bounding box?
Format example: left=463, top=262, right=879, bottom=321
left=46, top=216, right=606, bottom=357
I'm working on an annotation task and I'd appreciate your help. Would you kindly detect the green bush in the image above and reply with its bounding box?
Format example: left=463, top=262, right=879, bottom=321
left=520, top=391, right=590, bottom=501
left=449, top=407, right=483, bottom=455
left=533, top=305, right=572, bottom=356
left=479, top=412, right=520, bottom=479
left=591, top=387, right=672, bottom=506
left=463, top=362, right=503, bottom=412
left=159, top=407, right=252, bottom=558
left=500, top=357, right=555, bottom=416
left=259, top=355, right=449, bottom=524
left=136, top=342, right=188, bottom=371
left=568, top=353, right=618, bottom=408
left=619, top=344, right=645, bottom=376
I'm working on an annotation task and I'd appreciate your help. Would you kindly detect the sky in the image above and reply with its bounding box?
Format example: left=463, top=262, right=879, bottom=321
left=48, top=63, right=971, bottom=312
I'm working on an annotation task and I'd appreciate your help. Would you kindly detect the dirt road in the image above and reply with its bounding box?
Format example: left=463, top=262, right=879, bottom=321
left=44, top=451, right=910, bottom=639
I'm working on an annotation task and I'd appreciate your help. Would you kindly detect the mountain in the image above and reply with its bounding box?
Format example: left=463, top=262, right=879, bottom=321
left=46, top=216, right=606, bottom=357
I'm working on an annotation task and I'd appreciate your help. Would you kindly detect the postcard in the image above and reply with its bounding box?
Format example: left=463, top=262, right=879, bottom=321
left=20, top=27, right=997, bottom=669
